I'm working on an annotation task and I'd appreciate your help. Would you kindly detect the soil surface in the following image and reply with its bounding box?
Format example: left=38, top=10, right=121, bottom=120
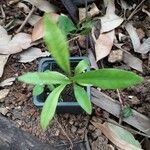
left=0, top=0, right=150, bottom=150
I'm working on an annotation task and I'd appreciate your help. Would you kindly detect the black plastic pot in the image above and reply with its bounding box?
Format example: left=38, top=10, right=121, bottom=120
left=33, top=57, right=91, bottom=114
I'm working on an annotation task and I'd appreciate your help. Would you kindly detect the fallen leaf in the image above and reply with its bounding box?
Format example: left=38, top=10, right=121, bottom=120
left=0, top=26, right=11, bottom=44
left=125, top=23, right=141, bottom=52
left=88, top=49, right=98, bottom=69
left=23, top=0, right=56, bottom=13
left=92, top=29, right=115, bottom=61
left=120, top=0, right=133, bottom=11
left=108, top=50, right=123, bottom=63
left=100, top=0, right=124, bottom=33
left=123, top=51, right=143, bottom=72
left=28, top=15, right=42, bottom=26
left=0, top=55, right=9, bottom=78
left=17, top=2, right=30, bottom=13
left=0, top=77, right=16, bottom=87
left=32, top=13, right=59, bottom=41
left=0, top=89, right=10, bottom=102
left=92, top=121, right=142, bottom=150
left=0, top=26, right=32, bottom=55
left=19, top=47, right=50, bottom=63
left=137, top=37, right=150, bottom=54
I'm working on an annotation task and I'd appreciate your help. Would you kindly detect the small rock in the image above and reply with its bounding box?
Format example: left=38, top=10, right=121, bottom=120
left=0, top=89, right=10, bottom=102
left=77, top=128, right=84, bottom=135
left=128, top=96, right=140, bottom=105
left=71, top=126, right=77, bottom=133
left=69, top=118, right=74, bottom=125
left=0, top=107, right=9, bottom=115
left=88, top=125, right=96, bottom=131
left=91, top=129, right=102, bottom=140
left=108, top=50, right=123, bottom=63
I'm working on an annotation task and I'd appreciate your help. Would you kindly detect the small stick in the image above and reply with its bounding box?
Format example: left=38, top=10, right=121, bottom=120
left=127, top=0, right=145, bottom=21
left=0, top=5, right=6, bottom=18
left=16, top=6, right=35, bottom=33
left=5, top=20, right=14, bottom=29
left=117, top=89, right=123, bottom=124
left=54, top=117, right=74, bottom=149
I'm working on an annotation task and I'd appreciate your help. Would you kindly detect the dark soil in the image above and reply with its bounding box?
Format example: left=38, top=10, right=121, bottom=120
left=0, top=0, right=150, bottom=150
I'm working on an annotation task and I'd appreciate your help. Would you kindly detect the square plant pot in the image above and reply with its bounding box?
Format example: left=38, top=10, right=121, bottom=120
left=33, top=57, right=91, bottom=114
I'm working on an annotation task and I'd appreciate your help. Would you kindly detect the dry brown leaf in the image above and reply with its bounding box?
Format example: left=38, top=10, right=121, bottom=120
left=137, top=37, right=150, bottom=54
left=0, top=26, right=11, bottom=45
left=0, top=89, right=10, bottom=102
left=100, top=0, right=124, bottom=33
left=125, top=23, right=141, bottom=52
left=123, top=51, right=143, bottom=72
left=32, top=13, right=60, bottom=41
left=17, top=2, right=30, bottom=13
left=0, top=55, right=9, bottom=78
left=0, top=77, right=16, bottom=87
left=92, top=30, right=115, bottom=61
left=28, top=15, right=42, bottom=26
left=19, top=47, right=50, bottom=63
left=88, top=49, right=98, bottom=69
left=0, top=33, right=31, bottom=54
left=91, top=122, right=142, bottom=150
left=23, top=0, right=56, bottom=13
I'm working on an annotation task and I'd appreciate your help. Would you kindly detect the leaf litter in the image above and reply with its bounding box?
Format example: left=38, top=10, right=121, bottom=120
left=0, top=0, right=149, bottom=149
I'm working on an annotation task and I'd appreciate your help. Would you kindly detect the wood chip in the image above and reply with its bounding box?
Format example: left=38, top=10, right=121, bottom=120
left=0, top=89, right=10, bottom=102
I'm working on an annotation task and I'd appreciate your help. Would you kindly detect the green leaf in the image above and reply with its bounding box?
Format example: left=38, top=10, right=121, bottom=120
left=44, top=13, right=71, bottom=75
left=74, top=84, right=92, bottom=114
left=80, top=20, right=93, bottom=35
left=40, top=84, right=66, bottom=129
left=75, top=59, right=90, bottom=75
left=33, top=85, right=44, bottom=96
left=47, top=84, right=55, bottom=91
left=18, top=71, right=71, bottom=85
left=72, top=69, right=143, bottom=89
left=108, top=123, right=142, bottom=148
left=122, top=105, right=133, bottom=118
left=58, top=14, right=77, bottom=35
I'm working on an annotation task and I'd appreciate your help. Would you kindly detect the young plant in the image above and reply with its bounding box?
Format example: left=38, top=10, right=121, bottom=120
left=18, top=14, right=143, bottom=130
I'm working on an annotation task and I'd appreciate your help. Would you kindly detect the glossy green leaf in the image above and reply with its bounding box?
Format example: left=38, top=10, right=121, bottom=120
left=40, top=84, right=66, bottom=129
left=47, top=84, right=55, bottom=91
left=33, top=85, right=44, bottom=96
left=75, top=59, right=90, bottom=75
left=44, top=13, right=70, bottom=75
left=72, top=69, right=143, bottom=89
left=74, top=84, right=92, bottom=114
left=58, top=14, right=77, bottom=35
left=18, top=71, right=71, bottom=85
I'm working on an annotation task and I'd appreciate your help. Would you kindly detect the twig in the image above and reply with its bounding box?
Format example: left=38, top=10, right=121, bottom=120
left=127, top=0, right=145, bottom=21
left=67, top=35, right=80, bottom=43
left=54, top=117, right=74, bottom=149
left=54, top=140, right=83, bottom=147
left=117, top=89, right=123, bottom=124
left=5, top=20, right=14, bottom=29
left=0, top=5, right=6, bottom=18
left=98, top=117, right=150, bottom=138
left=16, top=5, right=35, bottom=33
left=142, top=7, right=150, bottom=17
left=84, top=129, right=91, bottom=150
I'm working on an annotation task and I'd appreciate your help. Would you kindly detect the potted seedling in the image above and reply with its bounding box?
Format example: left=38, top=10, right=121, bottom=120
left=18, top=14, right=143, bottom=129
